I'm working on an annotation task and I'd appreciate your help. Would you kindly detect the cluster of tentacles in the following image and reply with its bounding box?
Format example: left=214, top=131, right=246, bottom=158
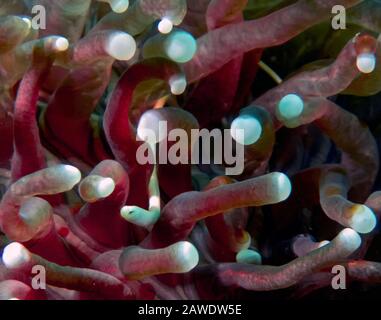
left=1, top=0, right=381, bottom=300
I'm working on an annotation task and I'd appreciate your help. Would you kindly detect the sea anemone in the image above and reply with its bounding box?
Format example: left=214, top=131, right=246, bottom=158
left=1, top=0, right=381, bottom=300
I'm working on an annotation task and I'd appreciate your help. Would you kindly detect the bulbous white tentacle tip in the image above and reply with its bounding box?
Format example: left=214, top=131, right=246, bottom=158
left=120, top=207, right=128, bottom=220
left=165, top=31, right=197, bottom=63
left=356, top=53, right=376, bottom=74
left=120, top=206, right=148, bottom=225
left=2, top=243, right=30, bottom=269
left=169, top=74, right=187, bottom=95
left=337, top=228, right=362, bottom=251
left=236, top=249, right=262, bottom=265
left=62, top=165, right=82, bottom=185
left=158, top=18, right=173, bottom=34
left=277, top=93, right=304, bottom=120
left=136, top=126, right=151, bottom=144
left=174, top=241, right=199, bottom=272
left=106, top=32, right=137, bottom=61
left=272, top=172, right=292, bottom=201
left=348, top=205, right=377, bottom=234
left=137, top=111, right=167, bottom=144
left=149, top=195, right=161, bottom=209
left=120, top=205, right=133, bottom=217
left=96, top=177, right=115, bottom=198
left=109, top=0, right=129, bottom=13
left=230, top=115, right=263, bottom=145
left=21, top=17, right=32, bottom=29
left=54, top=37, right=69, bottom=52
left=19, top=197, right=52, bottom=227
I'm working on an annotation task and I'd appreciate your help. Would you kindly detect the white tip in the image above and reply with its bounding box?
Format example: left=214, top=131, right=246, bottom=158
left=54, top=37, right=69, bottom=52
left=277, top=93, right=304, bottom=120
left=348, top=205, right=377, bottom=234
left=236, top=249, right=262, bottom=264
left=173, top=241, right=199, bottom=272
left=337, top=228, right=362, bottom=252
left=21, top=17, right=32, bottom=29
left=2, top=243, right=30, bottom=269
left=149, top=195, right=160, bottom=208
left=272, top=172, right=292, bottom=202
left=137, top=111, right=167, bottom=144
left=19, top=197, right=52, bottom=228
left=109, top=0, right=129, bottom=13
left=106, top=32, right=136, bottom=61
left=356, top=53, right=376, bottom=74
left=136, top=127, right=156, bottom=146
left=96, top=177, right=115, bottom=198
left=169, top=74, right=187, bottom=95
left=120, top=205, right=131, bottom=216
left=62, top=165, right=82, bottom=185
left=230, top=115, right=263, bottom=145
left=165, top=31, right=197, bottom=63
left=158, top=18, right=173, bottom=34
